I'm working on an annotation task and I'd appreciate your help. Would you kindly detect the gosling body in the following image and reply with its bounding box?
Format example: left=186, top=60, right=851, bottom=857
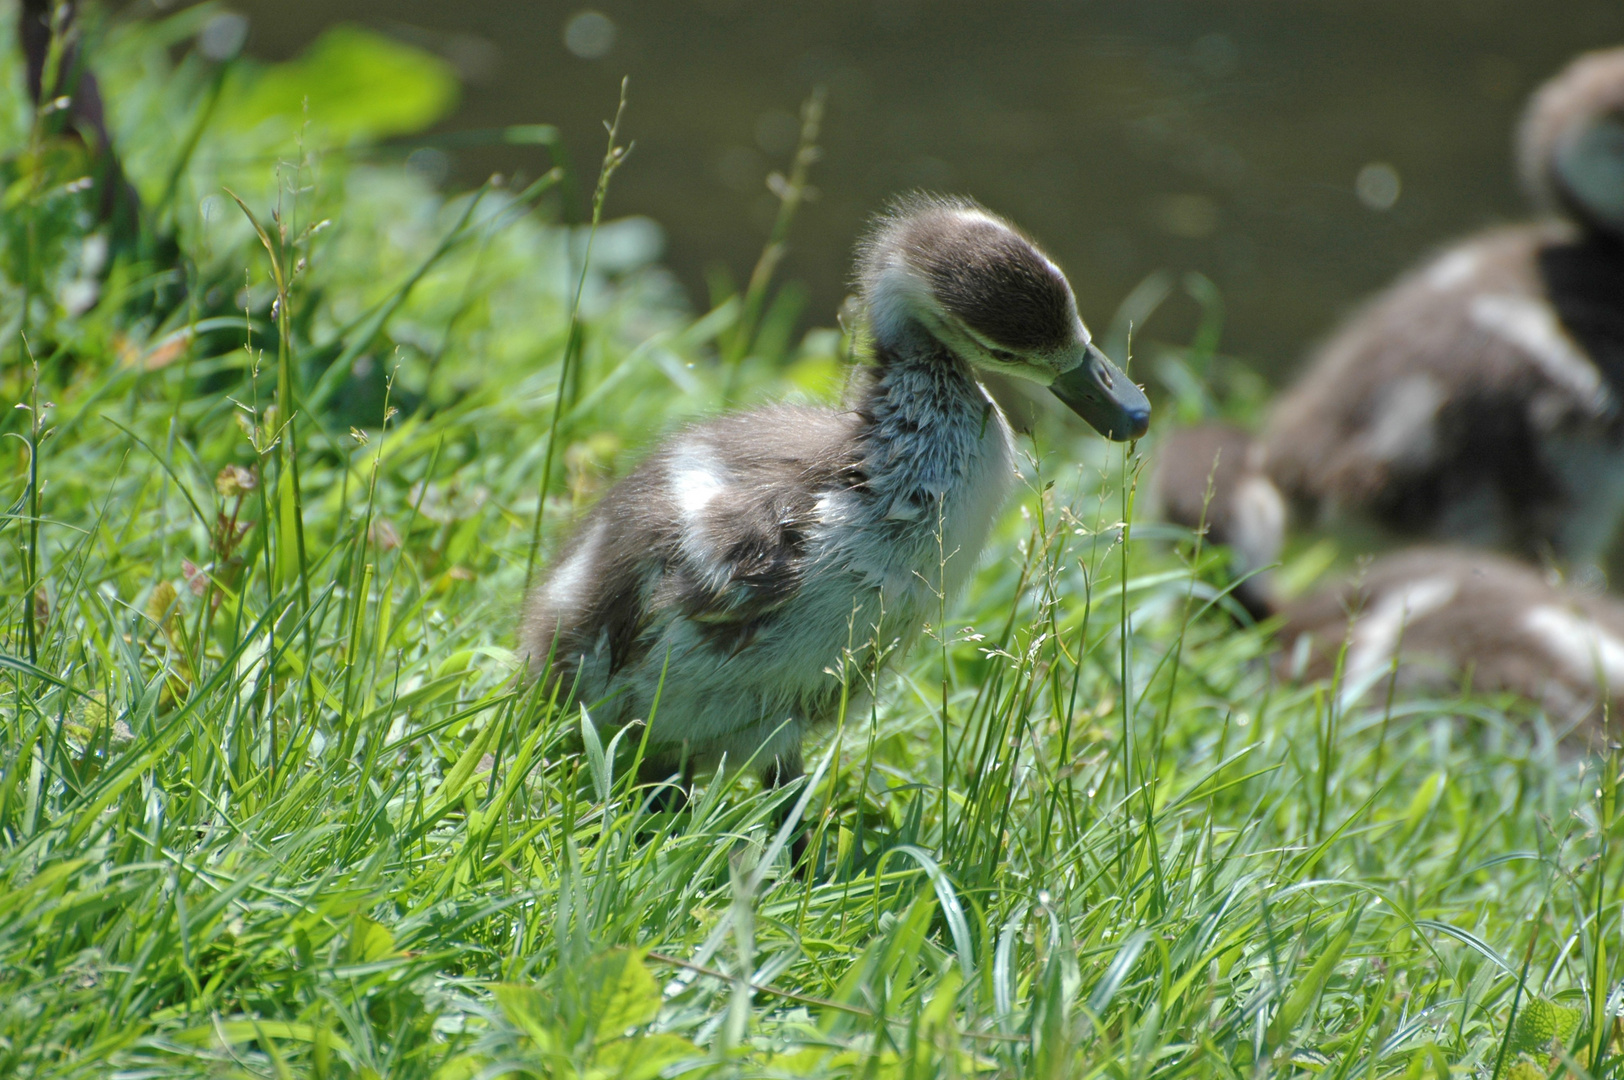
left=522, top=196, right=1149, bottom=787
left=525, top=386, right=1014, bottom=781
left=1151, top=431, right=1624, bottom=739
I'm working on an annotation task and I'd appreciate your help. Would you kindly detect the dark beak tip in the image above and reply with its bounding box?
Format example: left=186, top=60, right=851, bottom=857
left=1122, top=405, right=1151, bottom=441
left=1103, top=415, right=1149, bottom=442
left=1097, top=395, right=1150, bottom=441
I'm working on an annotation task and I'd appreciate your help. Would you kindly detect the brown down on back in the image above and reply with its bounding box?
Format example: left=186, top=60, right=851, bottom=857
left=1277, top=547, right=1624, bottom=747
left=1258, top=47, right=1624, bottom=563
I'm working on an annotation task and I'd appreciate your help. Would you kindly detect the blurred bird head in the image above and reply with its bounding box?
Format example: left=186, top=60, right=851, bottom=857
left=1520, top=46, right=1624, bottom=238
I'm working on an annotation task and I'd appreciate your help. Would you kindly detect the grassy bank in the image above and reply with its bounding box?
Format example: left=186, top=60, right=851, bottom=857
left=0, top=7, right=1620, bottom=1078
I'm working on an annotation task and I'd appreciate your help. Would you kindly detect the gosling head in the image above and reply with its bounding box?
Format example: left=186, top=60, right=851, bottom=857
left=857, top=194, right=1151, bottom=441
left=1519, top=46, right=1624, bottom=239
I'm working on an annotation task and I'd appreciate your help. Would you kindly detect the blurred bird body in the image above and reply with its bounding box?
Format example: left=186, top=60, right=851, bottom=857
left=1261, top=48, right=1624, bottom=566
left=522, top=195, right=1149, bottom=788
left=1265, top=221, right=1624, bottom=561
left=1279, top=547, right=1624, bottom=742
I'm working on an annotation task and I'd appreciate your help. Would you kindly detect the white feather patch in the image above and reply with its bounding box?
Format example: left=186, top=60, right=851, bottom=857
left=1357, top=374, right=1444, bottom=467
left=1228, top=474, right=1286, bottom=575
left=669, top=443, right=728, bottom=522
left=1470, top=293, right=1612, bottom=415
left=1522, top=603, right=1624, bottom=693
left=813, top=491, right=849, bottom=525
left=544, top=519, right=606, bottom=611
left=1424, top=247, right=1481, bottom=291
left=1343, top=575, right=1459, bottom=698
left=666, top=443, right=732, bottom=583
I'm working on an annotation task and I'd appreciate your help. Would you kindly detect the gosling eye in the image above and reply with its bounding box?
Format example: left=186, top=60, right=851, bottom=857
left=988, top=347, right=1021, bottom=365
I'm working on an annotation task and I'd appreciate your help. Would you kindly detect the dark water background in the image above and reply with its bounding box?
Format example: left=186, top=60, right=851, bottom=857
left=193, top=0, right=1623, bottom=382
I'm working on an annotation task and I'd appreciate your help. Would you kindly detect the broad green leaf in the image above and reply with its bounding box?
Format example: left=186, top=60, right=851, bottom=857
left=427, top=717, right=502, bottom=817
left=886, top=845, right=975, bottom=981
left=173, top=1020, right=354, bottom=1056
left=1088, top=928, right=1148, bottom=1016
left=593, top=1033, right=701, bottom=1080
left=219, top=25, right=458, bottom=143
left=1399, top=770, right=1447, bottom=843
left=0, top=859, right=86, bottom=920
left=879, top=892, right=936, bottom=994
left=277, top=468, right=300, bottom=590
left=493, top=983, right=557, bottom=1049
left=1508, top=998, right=1582, bottom=1054
left=580, top=705, right=609, bottom=801
left=1269, top=910, right=1358, bottom=1046
left=587, top=948, right=662, bottom=1040
left=346, top=913, right=395, bottom=964
left=920, top=966, right=963, bottom=1029
left=431, top=1057, right=483, bottom=1080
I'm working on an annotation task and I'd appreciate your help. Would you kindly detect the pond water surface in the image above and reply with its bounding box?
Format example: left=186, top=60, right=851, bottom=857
left=212, top=0, right=1623, bottom=383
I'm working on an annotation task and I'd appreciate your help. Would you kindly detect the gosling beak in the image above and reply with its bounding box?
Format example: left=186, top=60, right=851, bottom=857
left=1048, top=342, right=1151, bottom=441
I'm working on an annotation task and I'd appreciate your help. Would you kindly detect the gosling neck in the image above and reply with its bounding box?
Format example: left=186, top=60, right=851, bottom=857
left=854, top=322, right=999, bottom=515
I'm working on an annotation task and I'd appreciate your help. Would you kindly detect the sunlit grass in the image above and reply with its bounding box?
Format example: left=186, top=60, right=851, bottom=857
left=0, top=7, right=1620, bottom=1079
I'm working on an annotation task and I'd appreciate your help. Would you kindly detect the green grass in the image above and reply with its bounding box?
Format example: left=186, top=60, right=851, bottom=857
left=1, top=7, right=1621, bottom=1078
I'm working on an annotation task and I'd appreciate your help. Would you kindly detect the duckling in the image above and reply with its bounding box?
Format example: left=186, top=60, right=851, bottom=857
left=1148, top=422, right=1284, bottom=620
left=1278, top=547, right=1624, bottom=744
left=522, top=195, right=1149, bottom=802
left=1262, top=47, right=1624, bottom=567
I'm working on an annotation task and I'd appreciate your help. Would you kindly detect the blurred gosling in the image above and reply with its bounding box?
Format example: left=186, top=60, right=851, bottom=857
left=1279, top=547, right=1624, bottom=745
left=1262, top=47, right=1624, bottom=566
left=1152, top=431, right=1624, bottom=743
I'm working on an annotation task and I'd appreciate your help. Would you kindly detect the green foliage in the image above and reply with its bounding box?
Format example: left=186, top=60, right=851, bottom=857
left=1508, top=998, right=1583, bottom=1055
left=467, top=951, right=702, bottom=1079
left=218, top=25, right=460, bottom=145
left=0, top=6, right=1622, bottom=1080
